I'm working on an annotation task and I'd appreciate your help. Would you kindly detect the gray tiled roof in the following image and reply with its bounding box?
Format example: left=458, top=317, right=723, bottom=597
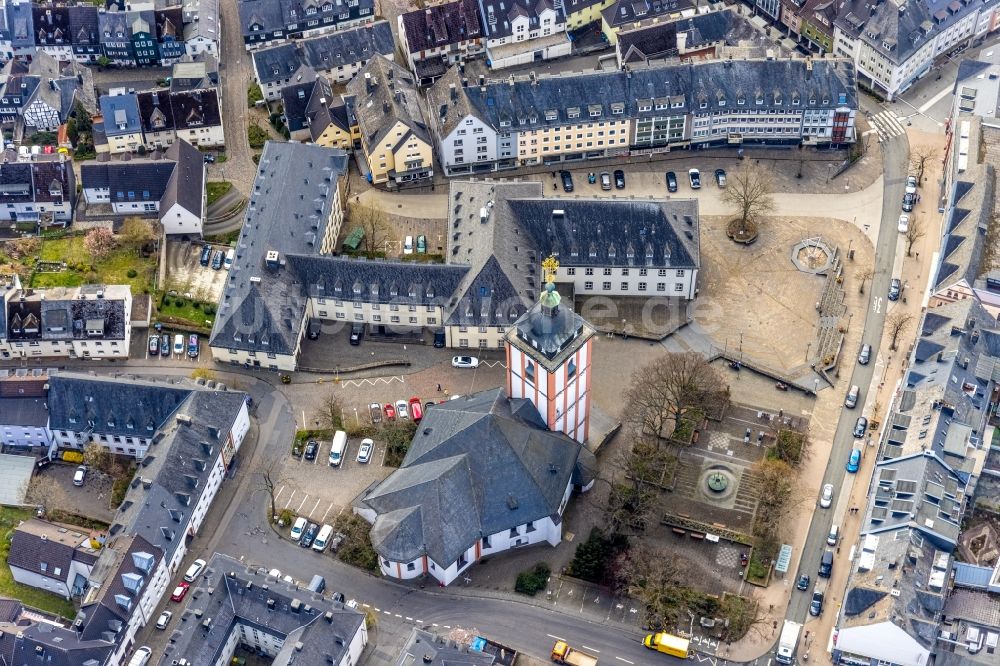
left=617, top=8, right=763, bottom=64
left=346, top=55, right=431, bottom=149
left=209, top=142, right=350, bottom=356
left=360, top=388, right=583, bottom=566
left=99, top=94, right=142, bottom=136
left=252, top=42, right=299, bottom=85
left=440, top=58, right=856, bottom=131
left=477, top=0, right=562, bottom=40
left=0, top=157, right=74, bottom=207
left=0, top=397, right=48, bottom=426
left=601, top=0, right=694, bottom=30
left=0, top=621, right=114, bottom=666
left=161, top=138, right=205, bottom=220
left=400, top=0, right=483, bottom=54
left=165, top=553, right=365, bottom=665
left=395, top=628, right=498, bottom=665
left=8, top=519, right=98, bottom=580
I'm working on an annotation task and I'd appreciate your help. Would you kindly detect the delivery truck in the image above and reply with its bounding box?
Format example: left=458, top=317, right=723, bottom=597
left=551, top=640, right=598, bottom=666
left=776, top=620, right=802, bottom=664
left=643, top=632, right=690, bottom=658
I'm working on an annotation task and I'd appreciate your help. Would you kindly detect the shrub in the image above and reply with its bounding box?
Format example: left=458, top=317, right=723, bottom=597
left=567, top=528, right=627, bottom=584
left=515, top=562, right=551, bottom=596
left=61, top=450, right=84, bottom=463
left=248, top=124, right=268, bottom=149
left=277, top=508, right=295, bottom=526
left=126, top=269, right=137, bottom=278
left=162, top=297, right=171, bottom=306
left=193, top=302, right=201, bottom=310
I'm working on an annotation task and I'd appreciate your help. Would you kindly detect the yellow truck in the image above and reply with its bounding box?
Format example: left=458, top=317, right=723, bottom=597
left=551, top=640, right=599, bottom=666
left=643, top=632, right=691, bottom=658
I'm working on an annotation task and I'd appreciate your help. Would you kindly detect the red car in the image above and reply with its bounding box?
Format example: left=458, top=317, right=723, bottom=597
left=383, top=403, right=396, bottom=420
left=408, top=397, right=423, bottom=423
left=170, top=582, right=190, bottom=602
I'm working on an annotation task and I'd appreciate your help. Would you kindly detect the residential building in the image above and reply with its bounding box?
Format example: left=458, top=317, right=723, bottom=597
left=831, top=0, right=1000, bottom=100
left=251, top=20, right=394, bottom=101
left=98, top=10, right=160, bottom=67
left=236, top=0, right=377, bottom=50
left=0, top=598, right=114, bottom=664
left=346, top=55, right=434, bottom=186
left=398, top=0, right=485, bottom=85
left=1, top=283, right=132, bottom=361
left=427, top=58, right=857, bottom=175
left=5, top=0, right=35, bottom=56
left=135, top=86, right=225, bottom=148
left=355, top=388, right=594, bottom=585
left=0, top=50, right=95, bottom=134
left=565, top=0, right=616, bottom=31
left=155, top=7, right=186, bottom=64
left=80, top=138, right=205, bottom=235
left=0, top=150, right=75, bottom=227
left=31, top=4, right=74, bottom=61
left=796, top=0, right=837, bottom=53
left=66, top=4, right=102, bottom=62
left=477, top=0, right=571, bottom=69
left=600, top=0, right=696, bottom=45
left=182, top=0, right=221, bottom=56
left=165, top=553, right=367, bottom=665
left=0, top=395, right=49, bottom=447
left=99, top=93, right=143, bottom=153
left=395, top=628, right=507, bottom=665
left=302, top=80, right=354, bottom=149
left=7, top=518, right=100, bottom=599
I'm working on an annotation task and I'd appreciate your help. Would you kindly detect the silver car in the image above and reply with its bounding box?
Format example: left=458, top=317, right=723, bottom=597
left=819, top=483, right=834, bottom=508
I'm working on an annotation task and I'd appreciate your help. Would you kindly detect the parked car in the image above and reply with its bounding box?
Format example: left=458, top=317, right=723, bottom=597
left=290, top=517, right=307, bottom=542
left=170, top=582, right=190, bottom=602
left=187, top=334, right=199, bottom=358
left=211, top=249, right=224, bottom=270
left=184, top=558, right=207, bottom=582
left=614, top=169, right=625, bottom=189
left=452, top=356, right=480, bottom=369
left=203, top=153, right=215, bottom=163
left=897, top=213, right=909, bottom=233
left=858, top=343, right=871, bottom=365
left=846, top=448, right=861, bottom=473
left=715, top=168, right=727, bottom=187
left=395, top=399, right=409, bottom=420
left=307, top=318, right=321, bottom=340
left=810, top=590, right=825, bottom=616
left=688, top=168, right=701, bottom=189
left=357, top=439, right=374, bottom=464
left=853, top=416, right=868, bottom=438
left=160, top=333, right=170, bottom=357
left=819, top=550, right=833, bottom=578
left=905, top=175, right=918, bottom=194
left=560, top=170, right=574, bottom=192
left=416, top=235, right=427, bottom=254
left=403, top=235, right=414, bottom=255
left=349, top=323, right=364, bottom=345
left=666, top=171, right=678, bottom=192
left=433, top=329, right=446, bottom=348
left=369, top=403, right=382, bottom=424
left=796, top=574, right=810, bottom=591
left=148, top=335, right=159, bottom=355
left=300, top=522, right=319, bottom=548
left=173, top=334, right=184, bottom=356
left=73, top=465, right=87, bottom=486
left=304, top=440, right=318, bottom=461
left=155, top=610, right=172, bottom=630
left=383, top=403, right=396, bottom=420
left=600, top=172, right=612, bottom=190
left=409, top=397, right=423, bottom=423
left=199, top=244, right=212, bottom=266
left=888, top=278, right=901, bottom=301
left=819, top=483, right=834, bottom=508
left=902, top=192, right=916, bottom=212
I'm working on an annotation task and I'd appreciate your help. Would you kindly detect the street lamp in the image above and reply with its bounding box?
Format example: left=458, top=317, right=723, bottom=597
left=353, top=407, right=359, bottom=426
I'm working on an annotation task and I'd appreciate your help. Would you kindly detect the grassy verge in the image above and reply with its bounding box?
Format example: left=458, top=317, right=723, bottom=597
left=0, top=507, right=77, bottom=619
left=204, top=229, right=240, bottom=245
left=206, top=181, right=233, bottom=206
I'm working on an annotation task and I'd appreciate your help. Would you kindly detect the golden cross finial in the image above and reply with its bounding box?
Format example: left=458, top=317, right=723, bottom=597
left=541, top=256, right=559, bottom=285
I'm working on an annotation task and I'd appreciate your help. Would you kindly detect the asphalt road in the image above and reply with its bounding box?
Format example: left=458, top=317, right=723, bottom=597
left=782, top=100, right=910, bottom=634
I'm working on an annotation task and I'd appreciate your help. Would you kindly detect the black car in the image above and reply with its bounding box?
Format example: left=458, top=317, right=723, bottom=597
left=300, top=522, right=319, bottom=548
left=349, top=323, right=364, bottom=345
left=211, top=249, right=224, bottom=270
left=853, top=416, right=868, bottom=438
left=199, top=244, right=212, bottom=266
left=809, top=590, right=825, bottom=616
left=307, top=318, right=321, bottom=340
left=888, top=278, right=901, bottom=301
left=160, top=333, right=170, bottom=357
left=902, top=192, right=917, bottom=212
left=613, top=169, right=625, bottom=189
left=203, top=154, right=215, bottom=163
left=560, top=170, right=574, bottom=192
left=796, top=574, right=810, bottom=591
left=666, top=171, right=678, bottom=193
left=433, top=329, right=446, bottom=348
left=304, top=440, right=318, bottom=461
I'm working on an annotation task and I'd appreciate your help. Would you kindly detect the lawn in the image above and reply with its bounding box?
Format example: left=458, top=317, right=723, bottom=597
left=0, top=507, right=77, bottom=619
left=31, top=234, right=155, bottom=293
left=158, top=294, right=216, bottom=330
left=206, top=181, right=233, bottom=206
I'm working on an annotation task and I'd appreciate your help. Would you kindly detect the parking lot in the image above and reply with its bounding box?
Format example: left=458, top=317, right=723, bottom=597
left=41, top=463, right=116, bottom=523
left=134, top=328, right=212, bottom=364
left=164, top=239, right=230, bottom=302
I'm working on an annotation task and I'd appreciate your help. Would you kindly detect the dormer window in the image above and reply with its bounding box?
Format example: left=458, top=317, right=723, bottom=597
left=737, top=96, right=746, bottom=105
left=567, top=107, right=580, bottom=119
left=755, top=96, right=763, bottom=105
left=638, top=102, right=652, bottom=112
left=792, top=96, right=800, bottom=106
left=589, top=105, right=602, bottom=118
left=809, top=98, right=816, bottom=105
left=611, top=103, right=624, bottom=115
left=671, top=99, right=684, bottom=109
left=699, top=100, right=707, bottom=109
left=545, top=109, right=557, bottom=121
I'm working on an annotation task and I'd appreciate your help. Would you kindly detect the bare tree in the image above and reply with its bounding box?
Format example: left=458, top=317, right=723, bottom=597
left=887, top=311, right=914, bottom=351
left=83, top=442, right=115, bottom=475
left=855, top=267, right=874, bottom=294
left=313, top=390, right=343, bottom=431
left=721, top=164, right=774, bottom=237
left=119, top=217, right=157, bottom=253
left=601, top=440, right=666, bottom=536
left=348, top=203, right=395, bottom=258
left=904, top=216, right=925, bottom=256
left=623, top=352, right=729, bottom=448
left=909, top=146, right=939, bottom=184
left=616, top=543, right=686, bottom=631
left=22, top=475, right=71, bottom=514
left=253, top=462, right=287, bottom=522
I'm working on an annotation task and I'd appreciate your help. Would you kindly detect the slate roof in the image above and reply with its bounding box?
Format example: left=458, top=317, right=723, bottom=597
left=477, top=0, right=563, bottom=40
left=136, top=90, right=175, bottom=133
left=434, top=58, right=857, bottom=133
left=6, top=0, right=35, bottom=48
left=165, top=553, right=365, bottom=665
left=0, top=156, right=73, bottom=207
left=32, top=5, right=72, bottom=47
left=400, top=0, right=483, bottom=55
left=161, top=138, right=205, bottom=219
left=8, top=519, right=99, bottom=580
left=6, top=284, right=128, bottom=343
left=0, top=397, right=48, bottom=427
left=81, top=159, right=176, bottom=204
left=360, top=388, right=583, bottom=566
left=251, top=42, right=300, bottom=85
left=67, top=4, right=101, bottom=46
left=209, top=142, right=350, bottom=357
left=347, top=55, right=432, bottom=149
left=99, top=94, right=142, bottom=137
left=171, top=88, right=222, bottom=130
left=0, top=621, right=114, bottom=666
left=602, top=0, right=693, bottom=29
left=395, top=628, right=499, bottom=665
left=617, top=8, right=763, bottom=64
left=237, top=0, right=376, bottom=39
left=281, top=81, right=317, bottom=133
left=183, top=0, right=220, bottom=42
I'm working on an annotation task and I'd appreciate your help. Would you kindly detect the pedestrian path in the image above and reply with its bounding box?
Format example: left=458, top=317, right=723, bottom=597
left=868, top=111, right=907, bottom=141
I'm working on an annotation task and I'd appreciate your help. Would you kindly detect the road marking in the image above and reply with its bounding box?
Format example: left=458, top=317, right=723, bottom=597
left=320, top=502, right=335, bottom=523
left=918, top=85, right=953, bottom=113
left=582, top=645, right=599, bottom=652
left=340, top=375, right=405, bottom=388
left=382, top=610, right=391, bottom=615
left=295, top=495, right=308, bottom=513
left=283, top=489, right=296, bottom=508
left=274, top=486, right=287, bottom=502
left=432, top=623, right=439, bottom=627
left=614, top=658, right=634, bottom=664
left=443, top=625, right=451, bottom=629
left=415, top=619, right=423, bottom=624
left=301, top=409, right=306, bottom=429
left=869, top=111, right=906, bottom=140
left=395, top=614, right=402, bottom=618
left=547, top=634, right=566, bottom=642
left=406, top=616, right=413, bottom=621
left=873, top=296, right=882, bottom=314
left=308, top=498, right=320, bottom=518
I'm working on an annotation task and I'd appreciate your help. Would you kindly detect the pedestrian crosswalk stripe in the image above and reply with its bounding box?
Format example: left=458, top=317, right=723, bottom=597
left=869, top=111, right=906, bottom=139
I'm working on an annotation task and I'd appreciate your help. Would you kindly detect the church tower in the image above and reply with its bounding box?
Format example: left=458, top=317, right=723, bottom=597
left=504, top=257, right=596, bottom=443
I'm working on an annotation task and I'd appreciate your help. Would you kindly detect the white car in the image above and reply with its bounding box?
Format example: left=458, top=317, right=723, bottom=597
left=403, top=235, right=414, bottom=255
left=395, top=400, right=409, bottom=420
left=819, top=483, right=834, bottom=509
left=357, top=438, right=374, bottom=464
left=905, top=175, right=918, bottom=194
left=897, top=214, right=909, bottom=233
left=155, top=610, right=172, bottom=630
left=289, top=516, right=307, bottom=542
left=183, top=558, right=207, bottom=582
left=73, top=465, right=87, bottom=486
left=451, top=356, right=480, bottom=369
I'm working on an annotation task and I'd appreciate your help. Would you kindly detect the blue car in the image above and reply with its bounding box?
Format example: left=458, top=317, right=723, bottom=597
left=846, top=448, right=861, bottom=473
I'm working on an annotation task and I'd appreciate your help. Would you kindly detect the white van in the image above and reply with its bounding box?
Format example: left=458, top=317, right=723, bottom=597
left=183, top=558, right=206, bottom=582
left=328, top=430, right=347, bottom=467
left=290, top=516, right=307, bottom=541
left=127, top=646, right=152, bottom=666
left=173, top=333, right=184, bottom=356
left=827, top=524, right=840, bottom=546
left=313, top=524, right=333, bottom=552
left=224, top=248, right=234, bottom=269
